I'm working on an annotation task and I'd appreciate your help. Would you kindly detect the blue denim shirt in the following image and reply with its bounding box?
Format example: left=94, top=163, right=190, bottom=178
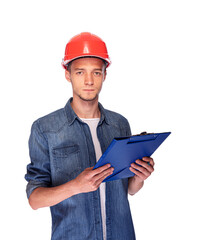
left=25, top=98, right=136, bottom=240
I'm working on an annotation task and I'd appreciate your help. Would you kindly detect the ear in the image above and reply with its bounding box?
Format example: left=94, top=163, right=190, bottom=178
left=103, top=70, right=107, bottom=82
left=65, top=70, right=71, bottom=83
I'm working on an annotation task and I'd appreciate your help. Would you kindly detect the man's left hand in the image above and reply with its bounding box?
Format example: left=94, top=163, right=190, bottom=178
left=129, top=157, right=155, bottom=182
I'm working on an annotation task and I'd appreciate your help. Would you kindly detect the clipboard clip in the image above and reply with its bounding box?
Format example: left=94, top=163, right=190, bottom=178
left=133, top=131, right=153, bottom=136
left=128, top=132, right=157, bottom=144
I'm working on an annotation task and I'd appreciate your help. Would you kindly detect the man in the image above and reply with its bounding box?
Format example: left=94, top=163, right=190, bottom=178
left=25, top=32, right=154, bottom=240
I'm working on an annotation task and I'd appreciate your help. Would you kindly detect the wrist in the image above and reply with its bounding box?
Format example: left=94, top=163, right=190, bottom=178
left=128, top=177, right=144, bottom=195
left=70, top=178, right=81, bottom=195
left=133, top=176, right=144, bottom=185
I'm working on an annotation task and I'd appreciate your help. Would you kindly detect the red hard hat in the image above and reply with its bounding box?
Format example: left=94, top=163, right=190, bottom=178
left=62, top=32, right=111, bottom=70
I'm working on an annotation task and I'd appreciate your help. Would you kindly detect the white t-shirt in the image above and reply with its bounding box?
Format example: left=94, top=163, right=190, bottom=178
left=80, top=118, right=106, bottom=240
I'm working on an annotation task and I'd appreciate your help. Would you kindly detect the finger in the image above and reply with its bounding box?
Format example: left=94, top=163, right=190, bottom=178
left=87, top=167, right=95, bottom=171
left=131, top=162, right=152, bottom=177
left=142, top=157, right=155, bottom=167
left=95, top=167, right=114, bottom=180
left=150, top=158, right=155, bottom=167
left=129, top=166, right=147, bottom=180
left=92, top=164, right=111, bottom=176
left=95, top=167, right=114, bottom=186
left=135, top=159, right=154, bottom=173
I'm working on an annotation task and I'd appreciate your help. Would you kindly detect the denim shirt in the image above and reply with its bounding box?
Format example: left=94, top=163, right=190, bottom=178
left=25, top=98, right=136, bottom=240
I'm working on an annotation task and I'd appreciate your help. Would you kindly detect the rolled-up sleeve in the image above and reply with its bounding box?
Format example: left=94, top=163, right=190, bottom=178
left=25, top=120, right=51, bottom=199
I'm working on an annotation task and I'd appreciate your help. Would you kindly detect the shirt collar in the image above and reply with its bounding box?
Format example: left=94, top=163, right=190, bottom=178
left=64, top=98, right=110, bottom=126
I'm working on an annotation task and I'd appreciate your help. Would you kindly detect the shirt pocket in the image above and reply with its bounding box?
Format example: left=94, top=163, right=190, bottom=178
left=52, top=144, right=82, bottom=184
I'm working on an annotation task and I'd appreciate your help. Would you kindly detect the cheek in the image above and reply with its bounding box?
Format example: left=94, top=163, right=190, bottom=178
left=98, top=80, right=104, bottom=88
left=71, top=78, right=81, bottom=88
left=72, top=83, right=79, bottom=92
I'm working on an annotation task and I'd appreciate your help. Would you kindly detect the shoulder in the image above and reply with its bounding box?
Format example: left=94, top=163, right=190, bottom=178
left=104, top=108, right=129, bottom=124
left=99, top=102, right=129, bottom=124
left=31, top=107, right=67, bottom=133
left=103, top=107, right=131, bottom=135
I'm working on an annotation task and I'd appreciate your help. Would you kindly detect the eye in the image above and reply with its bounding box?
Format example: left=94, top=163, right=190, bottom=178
left=94, top=72, right=102, bottom=76
left=76, top=71, right=83, bottom=75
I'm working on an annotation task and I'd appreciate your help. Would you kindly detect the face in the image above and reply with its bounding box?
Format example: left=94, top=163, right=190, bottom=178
left=65, top=57, right=106, bottom=102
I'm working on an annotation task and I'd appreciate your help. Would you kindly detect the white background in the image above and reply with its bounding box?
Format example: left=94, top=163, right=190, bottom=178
left=1, top=0, right=200, bottom=239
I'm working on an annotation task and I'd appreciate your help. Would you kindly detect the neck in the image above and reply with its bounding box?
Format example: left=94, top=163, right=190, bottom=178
left=70, top=95, right=100, bottom=119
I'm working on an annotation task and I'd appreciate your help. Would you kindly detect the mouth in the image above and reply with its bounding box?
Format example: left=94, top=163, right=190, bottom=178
left=83, top=89, right=95, bottom=92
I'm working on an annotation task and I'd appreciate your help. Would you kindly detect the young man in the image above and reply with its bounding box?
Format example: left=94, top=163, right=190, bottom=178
left=25, top=32, right=154, bottom=240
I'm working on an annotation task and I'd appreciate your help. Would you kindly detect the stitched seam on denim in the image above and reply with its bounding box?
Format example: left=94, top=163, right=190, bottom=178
left=35, top=120, right=49, bottom=148
left=42, top=118, right=69, bottom=134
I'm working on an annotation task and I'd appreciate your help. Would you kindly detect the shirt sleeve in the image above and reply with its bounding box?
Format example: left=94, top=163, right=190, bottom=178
left=125, top=119, right=132, bottom=136
left=25, top=120, right=51, bottom=199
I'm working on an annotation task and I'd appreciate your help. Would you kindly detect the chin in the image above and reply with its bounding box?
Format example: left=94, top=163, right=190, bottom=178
left=79, top=94, right=98, bottom=102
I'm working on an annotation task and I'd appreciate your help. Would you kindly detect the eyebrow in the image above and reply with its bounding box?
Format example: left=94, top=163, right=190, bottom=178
left=74, top=68, right=84, bottom=71
left=74, top=68, right=103, bottom=71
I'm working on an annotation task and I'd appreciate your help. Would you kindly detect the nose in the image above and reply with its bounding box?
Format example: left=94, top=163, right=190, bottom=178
left=84, top=73, right=94, bottom=86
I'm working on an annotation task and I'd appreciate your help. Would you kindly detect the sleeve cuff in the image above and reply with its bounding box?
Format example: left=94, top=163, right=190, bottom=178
left=26, top=180, right=50, bottom=199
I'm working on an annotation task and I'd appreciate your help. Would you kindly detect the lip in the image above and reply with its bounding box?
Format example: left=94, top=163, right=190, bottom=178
left=83, top=89, right=95, bottom=91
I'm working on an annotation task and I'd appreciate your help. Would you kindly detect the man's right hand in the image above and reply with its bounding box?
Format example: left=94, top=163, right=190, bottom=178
left=28, top=164, right=114, bottom=210
left=73, top=164, right=114, bottom=194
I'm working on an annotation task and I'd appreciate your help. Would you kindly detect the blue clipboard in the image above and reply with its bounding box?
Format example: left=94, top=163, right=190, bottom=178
left=93, top=132, right=171, bottom=182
